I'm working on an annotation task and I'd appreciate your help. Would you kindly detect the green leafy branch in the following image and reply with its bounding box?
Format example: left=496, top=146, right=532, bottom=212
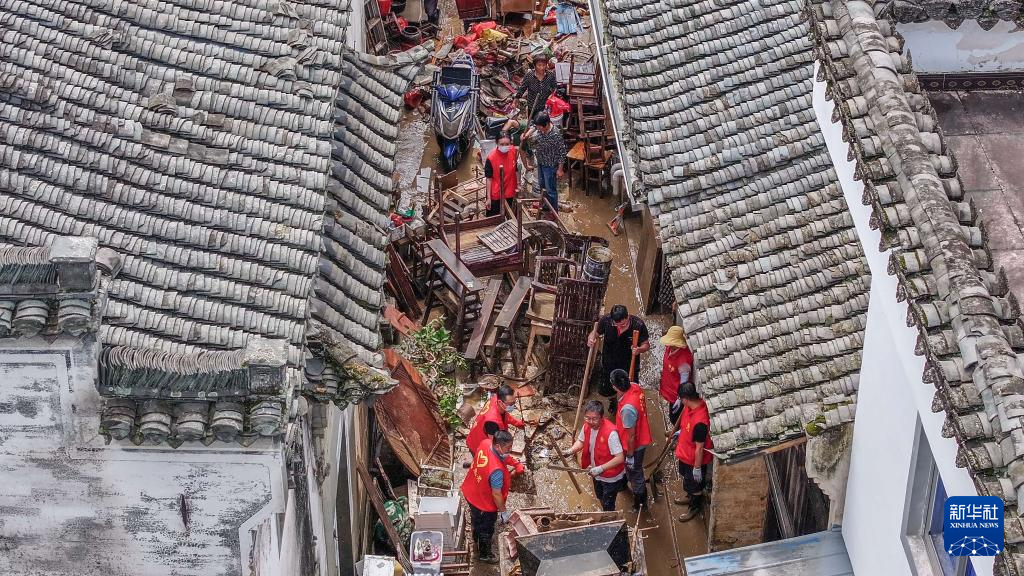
left=400, top=319, right=467, bottom=429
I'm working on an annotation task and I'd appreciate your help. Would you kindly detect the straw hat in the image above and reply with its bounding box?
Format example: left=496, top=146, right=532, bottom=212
left=660, top=326, right=688, bottom=349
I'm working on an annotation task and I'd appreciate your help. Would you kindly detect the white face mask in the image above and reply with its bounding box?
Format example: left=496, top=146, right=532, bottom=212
left=498, top=145, right=510, bottom=153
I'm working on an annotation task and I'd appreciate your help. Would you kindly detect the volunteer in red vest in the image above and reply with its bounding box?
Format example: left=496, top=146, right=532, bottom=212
left=562, top=400, right=626, bottom=511
left=611, top=369, right=652, bottom=513
left=672, top=382, right=713, bottom=522
left=659, top=325, right=694, bottom=425
left=461, top=430, right=522, bottom=564
left=484, top=132, right=520, bottom=217
left=466, top=385, right=530, bottom=455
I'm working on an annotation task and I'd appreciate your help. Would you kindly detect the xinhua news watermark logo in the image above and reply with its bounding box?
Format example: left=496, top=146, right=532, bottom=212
left=944, top=496, right=1004, bottom=557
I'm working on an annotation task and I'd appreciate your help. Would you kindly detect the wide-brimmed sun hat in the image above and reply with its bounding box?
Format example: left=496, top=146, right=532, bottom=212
left=660, top=326, right=688, bottom=349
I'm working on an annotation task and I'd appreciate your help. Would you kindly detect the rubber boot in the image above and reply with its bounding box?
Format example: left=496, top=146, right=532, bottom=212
left=478, top=538, right=499, bottom=564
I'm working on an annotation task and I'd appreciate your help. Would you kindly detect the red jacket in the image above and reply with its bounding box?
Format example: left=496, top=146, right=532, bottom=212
left=616, top=383, right=652, bottom=452
left=675, top=399, right=713, bottom=466
left=461, top=438, right=520, bottom=511
left=486, top=146, right=518, bottom=200
left=659, top=347, right=693, bottom=404
left=580, top=418, right=626, bottom=479
left=467, top=395, right=525, bottom=454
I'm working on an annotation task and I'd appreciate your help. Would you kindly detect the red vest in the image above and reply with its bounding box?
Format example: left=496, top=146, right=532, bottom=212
left=486, top=147, right=518, bottom=200
left=580, top=418, right=626, bottom=479
left=461, top=438, right=510, bottom=512
left=466, top=396, right=523, bottom=454
left=616, top=383, right=652, bottom=451
left=659, top=347, right=693, bottom=404
left=675, top=400, right=714, bottom=465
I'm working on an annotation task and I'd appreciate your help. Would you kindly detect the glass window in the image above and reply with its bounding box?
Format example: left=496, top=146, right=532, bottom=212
left=903, top=420, right=968, bottom=576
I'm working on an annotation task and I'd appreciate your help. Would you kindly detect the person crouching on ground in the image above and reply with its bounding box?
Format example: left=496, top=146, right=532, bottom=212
left=466, top=384, right=532, bottom=455
left=672, top=382, right=713, bottom=522
left=461, top=430, right=523, bottom=564
left=523, top=112, right=566, bottom=214
left=659, top=325, right=694, bottom=426
left=562, top=400, right=626, bottom=512
left=610, top=369, right=652, bottom=513
left=484, top=132, right=519, bottom=217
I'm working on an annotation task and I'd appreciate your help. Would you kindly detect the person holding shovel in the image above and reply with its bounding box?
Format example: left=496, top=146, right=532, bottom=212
left=611, top=369, right=652, bottom=513
left=461, top=430, right=523, bottom=564
left=588, top=305, right=650, bottom=415
left=671, top=382, right=713, bottom=522
left=562, top=400, right=626, bottom=512
left=484, top=132, right=520, bottom=217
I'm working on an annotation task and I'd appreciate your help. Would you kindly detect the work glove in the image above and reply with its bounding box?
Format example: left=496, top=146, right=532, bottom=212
left=671, top=399, right=681, bottom=411
left=624, top=455, right=635, bottom=468
left=499, top=511, right=511, bottom=524
left=588, top=466, right=603, bottom=477
left=691, top=467, right=703, bottom=484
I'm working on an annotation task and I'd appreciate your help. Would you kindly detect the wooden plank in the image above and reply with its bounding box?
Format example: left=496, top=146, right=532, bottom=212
left=494, top=276, right=532, bottom=329
left=635, top=207, right=660, bottom=313
left=357, top=463, right=413, bottom=572
left=464, top=278, right=502, bottom=361
left=426, top=239, right=482, bottom=292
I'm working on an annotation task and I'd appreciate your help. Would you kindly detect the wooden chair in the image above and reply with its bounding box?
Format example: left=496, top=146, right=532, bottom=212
left=523, top=256, right=580, bottom=373
left=420, top=239, right=485, bottom=349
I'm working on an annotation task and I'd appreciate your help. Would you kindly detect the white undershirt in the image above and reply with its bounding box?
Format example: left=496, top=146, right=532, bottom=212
left=577, top=427, right=625, bottom=483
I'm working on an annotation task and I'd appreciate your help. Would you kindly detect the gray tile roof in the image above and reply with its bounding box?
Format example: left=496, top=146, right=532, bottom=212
left=884, top=0, right=1024, bottom=28
left=812, top=1, right=1024, bottom=572
left=596, top=0, right=868, bottom=457
left=0, top=236, right=117, bottom=337
left=0, top=0, right=429, bottom=442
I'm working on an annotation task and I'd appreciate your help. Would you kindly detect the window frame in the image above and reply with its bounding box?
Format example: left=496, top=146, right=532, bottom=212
left=902, top=419, right=969, bottom=576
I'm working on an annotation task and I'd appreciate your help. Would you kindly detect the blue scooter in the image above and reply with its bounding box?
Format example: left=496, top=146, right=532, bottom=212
left=431, top=55, right=480, bottom=172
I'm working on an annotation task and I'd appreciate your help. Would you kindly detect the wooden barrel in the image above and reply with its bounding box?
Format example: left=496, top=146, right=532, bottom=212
left=582, top=246, right=612, bottom=282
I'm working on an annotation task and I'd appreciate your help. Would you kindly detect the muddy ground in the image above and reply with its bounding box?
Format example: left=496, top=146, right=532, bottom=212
left=391, top=2, right=709, bottom=572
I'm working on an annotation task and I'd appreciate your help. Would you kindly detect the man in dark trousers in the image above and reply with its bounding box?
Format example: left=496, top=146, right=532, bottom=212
left=672, top=382, right=713, bottom=522
left=484, top=132, right=520, bottom=217
left=461, top=430, right=522, bottom=563
left=611, top=369, right=652, bottom=513
left=562, top=400, right=626, bottom=511
left=523, top=112, right=567, bottom=214
left=588, top=305, right=650, bottom=414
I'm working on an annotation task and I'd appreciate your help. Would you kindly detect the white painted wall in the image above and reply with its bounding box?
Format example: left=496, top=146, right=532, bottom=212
left=812, top=62, right=995, bottom=576
left=900, top=20, right=1024, bottom=73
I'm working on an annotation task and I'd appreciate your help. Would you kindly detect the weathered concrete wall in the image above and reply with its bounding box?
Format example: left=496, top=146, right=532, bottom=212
left=900, top=20, right=1024, bottom=72
left=707, top=457, right=769, bottom=551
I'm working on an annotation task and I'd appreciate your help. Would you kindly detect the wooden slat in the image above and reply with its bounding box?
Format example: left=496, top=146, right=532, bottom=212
left=464, top=278, right=502, bottom=361
left=494, top=276, right=532, bottom=329
left=426, top=239, right=482, bottom=292
left=357, top=464, right=413, bottom=572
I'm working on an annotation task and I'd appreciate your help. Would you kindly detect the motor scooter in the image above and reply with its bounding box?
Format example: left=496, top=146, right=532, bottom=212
left=431, top=55, right=480, bottom=172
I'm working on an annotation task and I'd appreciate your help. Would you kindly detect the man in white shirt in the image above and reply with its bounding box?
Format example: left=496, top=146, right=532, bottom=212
left=563, top=400, right=627, bottom=511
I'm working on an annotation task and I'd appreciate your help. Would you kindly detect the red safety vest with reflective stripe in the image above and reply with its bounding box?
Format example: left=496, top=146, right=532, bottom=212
left=675, top=400, right=714, bottom=466
left=461, top=438, right=510, bottom=512
left=467, top=396, right=523, bottom=454
left=580, top=418, right=626, bottom=479
left=616, top=383, right=652, bottom=451
left=486, top=147, right=518, bottom=200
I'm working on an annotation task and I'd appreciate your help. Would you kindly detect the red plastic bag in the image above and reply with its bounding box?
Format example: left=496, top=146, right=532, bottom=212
left=470, top=20, right=497, bottom=35
left=546, top=93, right=571, bottom=117
left=396, top=16, right=408, bottom=29
left=453, top=33, right=478, bottom=48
